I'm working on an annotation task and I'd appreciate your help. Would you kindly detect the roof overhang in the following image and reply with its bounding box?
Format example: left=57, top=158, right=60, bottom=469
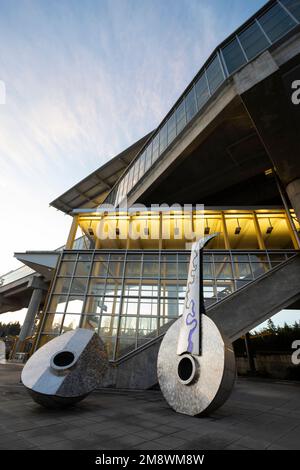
left=14, top=252, right=60, bottom=280
left=50, top=132, right=153, bottom=214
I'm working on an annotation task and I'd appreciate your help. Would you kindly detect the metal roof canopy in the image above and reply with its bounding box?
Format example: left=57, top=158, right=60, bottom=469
left=50, top=132, right=152, bottom=214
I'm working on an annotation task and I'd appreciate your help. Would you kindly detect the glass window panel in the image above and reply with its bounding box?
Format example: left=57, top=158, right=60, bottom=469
left=214, top=262, right=233, bottom=279
left=178, top=253, right=190, bottom=263
left=58, top=261, right=75, bottom=276
left=176, top=100, right=186, bottom=134
left=139, top=298, right=158, bottom=316
left=161, top=262, right=177, bottom=279
left=142, top=261, right=159, bottom=278
left=160, top=282, right=178, bottom=298
left=143, top=253, right=159, bottom=262
left=74, top=261, right=91, bottom=277
left=43, top=313, right=63, bottom=334
left=177, top=262, right=188, bottom=279
left=123, top=281, right=140, bottom=296
left=132, top=161, right=140, bottom=187
left=107, top=260, right=124, bottom=278
left=238, top=21, right=269, bottom=60
left=122, top=298, right=139, bottom=316
left=160, top=298, right=179, bottom=317
left=281, top=0, right=300, bottom=21
left=167, top=112, right=176, bottom=145
left=125, top=261, right=142, bottom=278
left=84, top=296, right=105, bottom=314
left=62, top=254, right=76, bottom=261
left=178, top=283, right=186, bottom=298
left=145, top=142, right=153, bottom=171
left=232, top=254, right=249, bottom=263
left=204, top=284, right=215, bottom=299
left=251, top=261, right=269, bottom=278
left=62, top=314, right=81, bottom=333
left=69, top=277, right=88, bottom=294
left=216, top=282, right=235, bottom=300
left=105, top=279, right=122, bottom=297
left=78, top=254, right=92, bottom=262
left=203, top=262, right=214, bottom=279
left=140, top=283, right=159, bottom=297
left=158, top=316, right=176, bottom=333
left=88, top=278, right=106, bottom=295
left=66, top=296, right=84, bottom=313
left=99, top=315, right=118, bottom=337
left=138, top=317, right=157, bottom=338
left=258, top=3, right=296, bottom=43
left=138, top=151, right=146, bottom=179
left=185, top=86, right=198, bottom=122
left=233, top=262, right=253, bottom=280
left=81, top=314, right=100, bottom=332
left=91, top=260, right=108, bottom=277
left=195, top=73, right=210, bottom=110
left=159, top=122, right=168, bottom=154
left=119, top=316, right=137, bottom=337
left=116, top=338, right=136, bottom=359
left=48, top=294, right=67, bottom=313
left=222, top=37, right=246, bottom=74
left=53, top=277, right=71, bottom=294
left=268, top=253, right=287, bottom=262
left=206, top=55, right=224, bottom=94
left=152, top=134, right=160, bottom=163
left=102, top=297, right=121, bottom=315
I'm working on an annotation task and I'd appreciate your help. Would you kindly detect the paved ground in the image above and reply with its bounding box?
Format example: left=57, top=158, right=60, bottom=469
left=0, top=363, right=300, bottom=450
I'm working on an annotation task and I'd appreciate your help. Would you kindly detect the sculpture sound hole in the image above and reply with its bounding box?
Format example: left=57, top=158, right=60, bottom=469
left=53, top=351, right=75, bottom=368
left=177, top=355, right=198, bottom=385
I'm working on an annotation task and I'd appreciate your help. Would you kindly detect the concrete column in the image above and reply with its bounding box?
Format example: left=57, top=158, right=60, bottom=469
left=16, top=277, right=48, bottom=353
left=286, top=179, right=300, bottom=223
left=18, top=287, right=43, bottom=342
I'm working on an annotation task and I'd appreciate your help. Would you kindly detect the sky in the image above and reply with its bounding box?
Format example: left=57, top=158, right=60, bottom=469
left=1, top=0, right=297, bottom=328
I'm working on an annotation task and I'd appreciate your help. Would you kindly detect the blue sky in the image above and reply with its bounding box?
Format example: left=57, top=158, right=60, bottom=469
left=1, top=0, right=298, bottom=327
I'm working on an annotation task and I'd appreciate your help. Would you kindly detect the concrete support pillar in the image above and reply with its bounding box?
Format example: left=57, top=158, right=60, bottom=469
left=286, top=179, right=300, bottom=223
left=18, top=287, right=44, bottom=342
left=16, top=276, right=48, bottom=353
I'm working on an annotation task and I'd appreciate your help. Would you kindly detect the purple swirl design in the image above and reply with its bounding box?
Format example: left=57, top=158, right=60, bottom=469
left=185, top=299, right=197, bottom=353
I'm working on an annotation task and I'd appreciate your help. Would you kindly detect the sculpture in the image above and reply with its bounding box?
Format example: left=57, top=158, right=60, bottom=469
left=21, top=328, right=108, bottom=408
left=157, top=235, right=236, bottom=416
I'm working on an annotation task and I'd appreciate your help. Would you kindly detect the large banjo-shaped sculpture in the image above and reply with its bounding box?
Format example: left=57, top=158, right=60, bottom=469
left=157, top=234, right=236, bottom=416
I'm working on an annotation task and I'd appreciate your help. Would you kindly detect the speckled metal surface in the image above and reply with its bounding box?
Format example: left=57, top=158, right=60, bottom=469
left=22, top=328, right=108, bottom=408
left=157, top=315, right=236, bottom=416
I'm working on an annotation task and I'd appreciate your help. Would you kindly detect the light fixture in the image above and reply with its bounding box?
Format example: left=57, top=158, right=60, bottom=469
left=204, top=219, right=210, bottom=235
left=174, top=217, right=180, bottom=237
left=266, top=218, right=273, bottom=234
left=234, top=219, right=241, bottom=235
left=144, top=218, right=149, bottom=236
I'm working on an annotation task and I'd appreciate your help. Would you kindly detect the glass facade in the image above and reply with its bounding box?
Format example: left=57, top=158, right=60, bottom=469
left=105, top=0, right=300, bottom=208
left=37, top=248, right=298, bottom=360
